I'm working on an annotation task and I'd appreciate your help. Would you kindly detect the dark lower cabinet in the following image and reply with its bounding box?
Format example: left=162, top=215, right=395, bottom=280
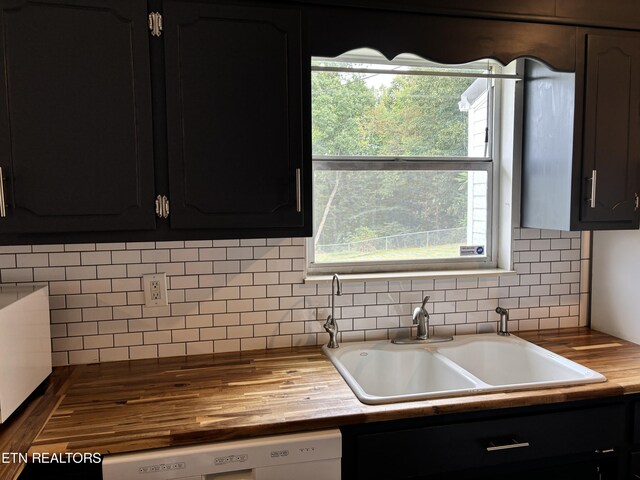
left=342, top=401, right=625, bottom=480
left=0, top=0, right=155, bottom=234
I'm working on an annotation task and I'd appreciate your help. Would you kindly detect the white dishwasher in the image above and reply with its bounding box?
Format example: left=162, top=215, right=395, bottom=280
left=102, top=429, right=341, bottom=480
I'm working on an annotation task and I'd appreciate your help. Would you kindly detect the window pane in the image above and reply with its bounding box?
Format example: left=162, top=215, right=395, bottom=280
left=313, top=169, right=488, bottom=264
left=312, top=65, right=489, bottom=158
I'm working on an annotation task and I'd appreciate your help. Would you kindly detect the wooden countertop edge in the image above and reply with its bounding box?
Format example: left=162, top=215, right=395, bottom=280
left=2, top=327, right=639, bottom=479
left=0, top=366, right=80, bottom=480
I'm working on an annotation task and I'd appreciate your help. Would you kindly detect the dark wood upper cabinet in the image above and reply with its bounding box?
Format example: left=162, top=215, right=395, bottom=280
left=0, top=0, right=155, bottom=233
left=556, top=0, right=640, bottom=29
left=580, top=33, right=640, bottom=226
left=1, top=0, right=639, bottom=243
left=306, top=8, right=576, bottom=72
left=522, top=29, right=640, bottom=231
left=0, top=0, right=308, bottom=243
left=163, top=1, right=304, bottom=230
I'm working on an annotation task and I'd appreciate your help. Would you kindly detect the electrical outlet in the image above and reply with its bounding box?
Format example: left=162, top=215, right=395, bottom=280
left=143, top=273, right=168, bottom=307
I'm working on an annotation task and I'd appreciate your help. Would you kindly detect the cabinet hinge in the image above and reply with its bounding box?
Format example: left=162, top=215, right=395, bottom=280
left=155, top=195, right=169, bottom=219
left=148, top=12, right=163, bottom=37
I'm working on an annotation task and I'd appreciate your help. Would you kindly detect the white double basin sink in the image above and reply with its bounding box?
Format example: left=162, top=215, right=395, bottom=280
left=323, top=334, right=606, bottom=405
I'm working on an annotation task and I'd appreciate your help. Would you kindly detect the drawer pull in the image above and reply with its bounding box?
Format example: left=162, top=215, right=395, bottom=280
left=486, top=439, right=530, bottom=452
left=595, top=448, right=615, bottom=454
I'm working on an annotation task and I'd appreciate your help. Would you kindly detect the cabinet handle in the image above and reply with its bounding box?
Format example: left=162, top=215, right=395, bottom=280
left=589, top=169, right=597, bottom=208
left=485, top=439, right=530, bottom=452
left=0, top=167, right=6, bottom=217
left=595, top=448, right=615, bottom=454
left=295, top=168, right=301, bottom=213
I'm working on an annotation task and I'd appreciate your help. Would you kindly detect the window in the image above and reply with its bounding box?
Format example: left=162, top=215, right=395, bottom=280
left=308, top=49, right=518, bottom=275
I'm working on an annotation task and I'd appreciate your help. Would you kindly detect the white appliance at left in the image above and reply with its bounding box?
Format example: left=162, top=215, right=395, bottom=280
left=0, top=285, right=51, bottom=423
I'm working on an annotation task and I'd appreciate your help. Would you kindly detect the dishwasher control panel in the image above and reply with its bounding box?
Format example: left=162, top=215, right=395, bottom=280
left=102, top=429, right=341, bottom=480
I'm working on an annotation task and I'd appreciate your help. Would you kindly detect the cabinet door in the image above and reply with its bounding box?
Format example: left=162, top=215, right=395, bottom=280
left=580, top=32, right=640, bottom=228
left=351, top=405, right=625, bottom=479
left=0, top=0, right=155, bottom=233
left=163, top=1, right=304, bottom=231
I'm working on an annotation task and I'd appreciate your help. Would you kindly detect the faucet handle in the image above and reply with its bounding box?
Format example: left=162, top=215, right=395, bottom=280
left=421, top=295, right=430, bottom=309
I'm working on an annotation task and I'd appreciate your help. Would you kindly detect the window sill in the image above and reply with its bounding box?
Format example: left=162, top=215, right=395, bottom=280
left=304, top=268, right=516, bottom=284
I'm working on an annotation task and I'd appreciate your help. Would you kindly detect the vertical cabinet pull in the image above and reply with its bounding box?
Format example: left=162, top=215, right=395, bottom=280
left=0, top=167, right=6, bottom=217
left=295, top=168, right=301, bottom=213
left=589, top=169, right=597, bottom=208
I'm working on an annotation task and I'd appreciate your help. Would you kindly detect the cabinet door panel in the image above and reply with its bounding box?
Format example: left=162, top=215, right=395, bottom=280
left=0, top=0, right=155, bottom=233
left=164, top=1, right=303, bottom=230
left=580, top=33, right=640, bottom=226
left=354, top=405, right=624, bottom=479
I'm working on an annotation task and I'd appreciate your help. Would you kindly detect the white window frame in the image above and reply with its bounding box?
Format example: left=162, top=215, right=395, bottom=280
left=306, top=53, right=520, bottom=278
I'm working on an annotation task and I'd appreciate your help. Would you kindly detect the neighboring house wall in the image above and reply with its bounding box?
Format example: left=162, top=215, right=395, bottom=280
left=0, top=227, right=588, bottom=366
left=462, top=80, right=489, bottom=247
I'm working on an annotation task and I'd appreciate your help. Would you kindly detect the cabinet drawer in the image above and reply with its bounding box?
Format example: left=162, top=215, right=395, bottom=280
left=355, top=405, right=624, bottom=479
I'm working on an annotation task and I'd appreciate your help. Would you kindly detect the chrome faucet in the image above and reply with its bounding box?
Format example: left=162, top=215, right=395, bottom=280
left=393, top=295, right=453, bottom=344
left=496, top=307, right=510, bottom=336
left=413, top=295, right=431, bottom=340
left=323, top=274, right=342, bottom=348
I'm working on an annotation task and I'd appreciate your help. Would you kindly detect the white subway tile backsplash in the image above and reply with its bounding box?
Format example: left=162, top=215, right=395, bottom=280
left=540, top=250, right=561, bottom=262
left=128, top=318, right=157, bottom=332
left=200, top=248, right=227, bottom=261
left=187, top=341, right=214, bottom=355
left=51, top=309, right=82, bottom=324
left=32, top=244, right=65, bottom=253
left=52, top=337, right=83, bottom=352
left=130, top=345, right=158, bottom=360
left=99, top=347, right=129, bottom=362
left=98, top=320, right=127, bottom=334
left=215, top=339, right=240, bottom=352
left=67, top=322, right=98, bottom=337
left=0, top=227, right=587, bottom=366
left=49, top=252, right=81, bottom=266
left=200, top=327, right=226, bottom=341
left=445, top=289, right=467, bottom=301
left=519, top=297, right=540, bottom=308
left=159, top=343, right=185, bottom=357
left=214, top=261, right=240, bottom=274
left=34, top=267, right=66, bottom=281
left=69, top=350, right=99, bottom=365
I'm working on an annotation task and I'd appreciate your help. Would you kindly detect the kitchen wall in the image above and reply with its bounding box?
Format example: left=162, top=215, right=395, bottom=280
left=0, top=227, right=589, bottom=366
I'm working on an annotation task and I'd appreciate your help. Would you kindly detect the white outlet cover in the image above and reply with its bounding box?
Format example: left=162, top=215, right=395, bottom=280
left=143, top=273, right=168, bottom=307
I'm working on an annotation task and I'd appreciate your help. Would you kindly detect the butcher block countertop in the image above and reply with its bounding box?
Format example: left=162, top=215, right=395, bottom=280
left=2, top=328, right=640, bottom=479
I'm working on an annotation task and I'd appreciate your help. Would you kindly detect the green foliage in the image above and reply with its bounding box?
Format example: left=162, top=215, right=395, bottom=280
left=312, top=68, right=478, bottom=253
left=311, top=71, right=376, bottom=156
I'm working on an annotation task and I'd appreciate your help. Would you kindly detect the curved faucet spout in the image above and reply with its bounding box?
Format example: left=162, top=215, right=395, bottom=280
left=324, top=274, right=342, bottom=348
left=331, top=274, right=342, bottom=323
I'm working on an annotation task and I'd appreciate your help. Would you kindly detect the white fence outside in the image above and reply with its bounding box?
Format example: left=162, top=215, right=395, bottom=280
left=317, top=227, right=466, bottom=255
